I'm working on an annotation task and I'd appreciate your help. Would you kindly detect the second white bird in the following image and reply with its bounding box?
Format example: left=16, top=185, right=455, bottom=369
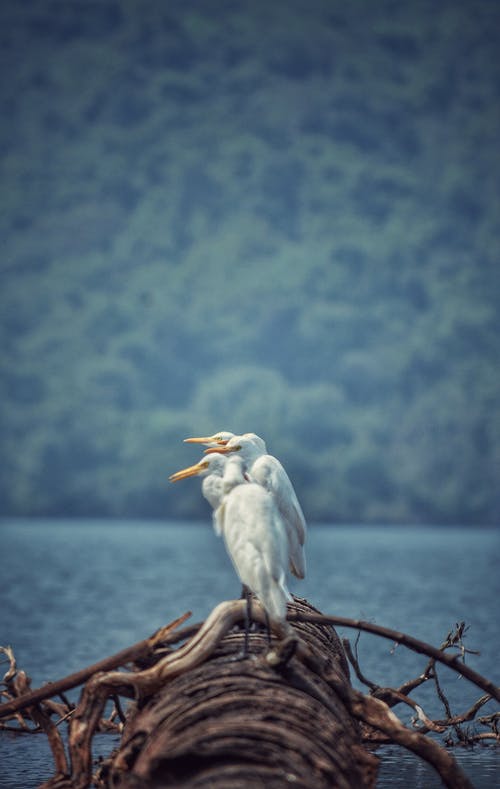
left=215, top=455, right=292, bottom=627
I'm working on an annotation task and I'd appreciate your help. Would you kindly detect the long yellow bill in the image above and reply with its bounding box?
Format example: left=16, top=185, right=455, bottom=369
left=204, top=444, right=240, bottom=456
left=184, top=434, right=229, bottom=445
left=169, top=460, right=209, bottom=482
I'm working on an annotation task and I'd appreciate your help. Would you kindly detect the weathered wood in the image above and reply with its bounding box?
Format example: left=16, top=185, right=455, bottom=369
left=100, top=597, right=378, bottom=788
left=4, top=596, right=479, bottom=788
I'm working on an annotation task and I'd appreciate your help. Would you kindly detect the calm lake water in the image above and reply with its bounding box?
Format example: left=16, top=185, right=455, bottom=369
left=0, top=519, right=498, bottom=788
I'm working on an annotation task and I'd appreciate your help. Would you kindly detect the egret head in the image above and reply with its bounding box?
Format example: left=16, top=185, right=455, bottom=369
left=183, top=431, right=234, bottom=447
left=241, top=433, right=267, bottom=453
left=169, top=453, right=226, bottom=482
left=204, top=432, right=266, bottom=462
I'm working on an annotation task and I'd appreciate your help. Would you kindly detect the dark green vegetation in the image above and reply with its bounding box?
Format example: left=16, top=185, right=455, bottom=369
left=1, top=0, right=499, bottom=524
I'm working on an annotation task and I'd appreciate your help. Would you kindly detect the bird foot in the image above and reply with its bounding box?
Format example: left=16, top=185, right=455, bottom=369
left=266, top=635, right=298, bottom=668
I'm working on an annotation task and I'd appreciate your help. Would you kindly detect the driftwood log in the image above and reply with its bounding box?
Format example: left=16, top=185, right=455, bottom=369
left=85, top=597, right=378, bottom=789
left=2, top=596, right=495, bottom=788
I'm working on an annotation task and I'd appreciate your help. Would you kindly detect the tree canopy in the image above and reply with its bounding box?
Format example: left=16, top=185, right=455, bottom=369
left=1, top=0, right=499, bottom=524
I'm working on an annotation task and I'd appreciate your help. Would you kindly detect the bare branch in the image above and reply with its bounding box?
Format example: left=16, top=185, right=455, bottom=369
left=288, top=611, right=500, bottom=701
left=12, top=670, right=68, bottom=777
left=0, top=612, right=193, bottom=721
left=342, top=637, right=378, bottom=692
left=343, top=689, right=475, bottom=789
left=0, top=646, right=17, bottom=683
left=294, top=638, right=474, bottom=789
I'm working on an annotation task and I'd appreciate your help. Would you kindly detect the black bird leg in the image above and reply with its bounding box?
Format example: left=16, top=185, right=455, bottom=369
left=264, top=609, right=272, bottom=647
left=242, top=585, right=252, bottom=658
left=222, top=585, right=252, bottom=663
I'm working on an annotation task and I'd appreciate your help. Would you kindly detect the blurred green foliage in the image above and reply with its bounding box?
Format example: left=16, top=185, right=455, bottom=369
left=1, top=0, right=499, bottom=524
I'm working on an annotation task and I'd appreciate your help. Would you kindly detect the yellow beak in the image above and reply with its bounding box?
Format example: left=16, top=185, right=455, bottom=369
left=204, top=444, right=240, bottom=456
left=169, top=461, right=208, bottom=482
left=184, top=435, right=228, bottom=445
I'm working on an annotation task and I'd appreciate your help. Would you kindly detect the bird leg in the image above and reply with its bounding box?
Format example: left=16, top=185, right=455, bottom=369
left=242, top=586, right=252, bottom=658
left=264, top=610, right=272, bottom=648
left=240, top=586, right=274, bottom=650
left=239, top=584, right=248, bottom=600
left=242, top=591, right=275, bottom=656
left=222, top=586, right=252, bottom=662
left=219, top=589, right=252, bottom=663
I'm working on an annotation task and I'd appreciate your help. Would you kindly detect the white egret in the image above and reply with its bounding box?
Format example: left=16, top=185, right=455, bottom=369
left=183, top=431, right=235, bottom=448
left=169, top=451, right=293, bottom=639
left=216, top=455, right=292, bottom=630
left=205, top=433, right=307, bottom=580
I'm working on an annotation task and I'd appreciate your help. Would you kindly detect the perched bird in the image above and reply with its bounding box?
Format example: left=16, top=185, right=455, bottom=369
left=169, top=453, right=228, bottom=534
left=205, top=433, right=307, bottom=580
left=183, top=431, right=234, bottom=448
left=216, top=455, right=292, bottom=629
left=169, top=451, right=292, bottom=641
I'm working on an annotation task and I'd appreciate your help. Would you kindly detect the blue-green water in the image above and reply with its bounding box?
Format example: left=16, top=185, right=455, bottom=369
left=0, top=520, right=498, bottom=788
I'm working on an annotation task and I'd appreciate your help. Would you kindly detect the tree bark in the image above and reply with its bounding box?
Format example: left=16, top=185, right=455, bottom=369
left=101, top=597, right=378, bottom=788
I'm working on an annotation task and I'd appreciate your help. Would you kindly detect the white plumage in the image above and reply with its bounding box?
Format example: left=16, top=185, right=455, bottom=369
left=205, top=432, right=307, bottom=580
left=169, top=453, right=227, bottom=534
left=215, top=456, right=291, bottom=625
left=169, top=448, right=294, bottom=625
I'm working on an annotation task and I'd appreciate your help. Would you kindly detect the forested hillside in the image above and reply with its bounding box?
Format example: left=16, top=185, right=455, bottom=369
left=1, top=0, right=499, bottom=524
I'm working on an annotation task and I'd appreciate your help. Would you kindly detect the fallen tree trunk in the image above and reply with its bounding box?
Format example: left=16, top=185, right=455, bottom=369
left=2, top=596, right=485, bottom=788
left=95, top=597, right=378, bottom=789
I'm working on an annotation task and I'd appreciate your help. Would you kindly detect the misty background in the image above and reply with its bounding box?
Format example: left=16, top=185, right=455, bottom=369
left=1, top=0, right=499, bottom=526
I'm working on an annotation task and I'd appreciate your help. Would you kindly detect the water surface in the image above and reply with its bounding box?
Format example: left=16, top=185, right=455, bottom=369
left=0, top=520, right=498, bottom=788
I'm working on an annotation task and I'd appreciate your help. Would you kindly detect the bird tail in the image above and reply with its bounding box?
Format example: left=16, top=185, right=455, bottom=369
left=265, top=573, right=291, bottom=625
left=290, top=553, right=306, bottom=579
